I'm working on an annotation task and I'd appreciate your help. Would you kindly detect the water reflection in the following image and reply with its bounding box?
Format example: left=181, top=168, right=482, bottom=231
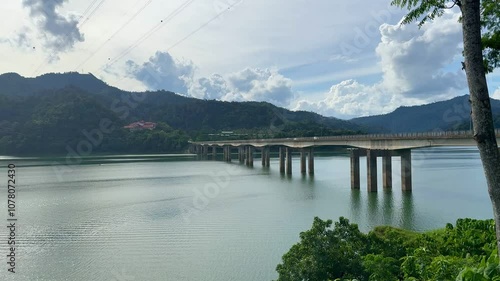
left=400, top=193, right=415, bottom=230
left=350, top=190, right=361, bottom=222
left=382, top=190, right=394, bottom=226
left=367, top=192, right=379, bottom=224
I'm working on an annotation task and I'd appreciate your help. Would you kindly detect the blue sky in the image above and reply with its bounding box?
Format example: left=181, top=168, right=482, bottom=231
left=1, top=0, right=499, bottom=119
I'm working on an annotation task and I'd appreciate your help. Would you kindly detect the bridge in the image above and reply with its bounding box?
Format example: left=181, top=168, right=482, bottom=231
left=190, top=130, right=500, bottom=192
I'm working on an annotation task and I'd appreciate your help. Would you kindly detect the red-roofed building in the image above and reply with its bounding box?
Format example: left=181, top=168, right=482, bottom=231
left=124, top=120, right=157, bottom=131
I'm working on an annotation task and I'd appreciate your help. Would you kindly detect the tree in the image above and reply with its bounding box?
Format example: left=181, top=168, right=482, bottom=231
left=390, top=0, right=500, bottom=256
left=275, top=217, right=368, bottom=281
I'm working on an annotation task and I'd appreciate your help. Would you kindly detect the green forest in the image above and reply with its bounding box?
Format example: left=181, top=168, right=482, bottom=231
left=275, top=217, right=500, bottom=281
left=0, top=73, right=363, bottom=155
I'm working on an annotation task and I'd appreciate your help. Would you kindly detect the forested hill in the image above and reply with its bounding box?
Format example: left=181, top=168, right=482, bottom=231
left=351, top=95, right=500, bottom=133
left=0, top=72, right=363, bottom=155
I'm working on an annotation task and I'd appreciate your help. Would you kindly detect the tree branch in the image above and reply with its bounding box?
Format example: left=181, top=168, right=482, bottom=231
left=441, top=0, right=461, bottom=9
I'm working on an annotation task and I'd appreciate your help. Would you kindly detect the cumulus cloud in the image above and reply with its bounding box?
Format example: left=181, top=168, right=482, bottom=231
left=295, top=80, right=405, bottom=118
left=376, top=10, right=466, bottom=97
left=226, top=68, right=294, bottom=106
left=295, top=10, right=466, bottom=118
left=188, top=74, right=232, bottom=100
left=126, top=51, right=195, bottom=94
left=22, top=0, right=84, bottom=56
left=129, top=51, right=295, bottom=106
left=493, top=87, right=500, bottom=100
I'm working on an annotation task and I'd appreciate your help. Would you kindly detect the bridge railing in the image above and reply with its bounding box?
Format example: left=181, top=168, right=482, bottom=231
left=193, top=129, right=500, bottom=145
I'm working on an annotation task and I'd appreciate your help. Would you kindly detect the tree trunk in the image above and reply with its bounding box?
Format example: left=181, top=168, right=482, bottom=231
left=461, top=0, right=500, bottom=257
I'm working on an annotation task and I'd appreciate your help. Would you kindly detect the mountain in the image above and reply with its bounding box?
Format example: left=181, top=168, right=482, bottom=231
left=0, top=72, right=363, bottom=155
left=351, top=95, right=500, bottom=133
left=0, top=72, right=112, bottom=97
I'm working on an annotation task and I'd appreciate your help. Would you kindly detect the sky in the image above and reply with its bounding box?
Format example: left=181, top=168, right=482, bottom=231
left=1, top=0, right=499, bottom=119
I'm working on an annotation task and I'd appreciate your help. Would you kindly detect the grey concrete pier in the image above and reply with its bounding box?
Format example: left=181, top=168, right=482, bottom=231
left=279, top=147, right=285, bottom=173
left=366, top=149, right=378, bottom=192
left=286, top=147, right=292, bottom=175
left=308, top=147, right=314, bottom=175
left=350, top=149, right=360, bottom=189
left=261, top=147, right=270, bottom=167
left=401, top=149, right=412, bottom=191
left=300, top=150, right=307, bottom=174
left=382, top=151, right=392, bottom=189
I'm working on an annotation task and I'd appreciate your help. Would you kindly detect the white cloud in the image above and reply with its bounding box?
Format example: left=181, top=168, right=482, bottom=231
left=493, top=87, right=500, bottom=100
left=295, top=10, right=467, bottom=118
left=225, top=68, right=294, bottom=106
left=127, top=52, right=295, bottom=106
left=126, top=51, right=195, bottom=94
left=376, top=10, right=466, bottom=97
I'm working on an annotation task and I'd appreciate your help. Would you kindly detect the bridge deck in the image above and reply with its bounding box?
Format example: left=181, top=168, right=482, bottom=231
left=192, top=130, right=500, bottom=150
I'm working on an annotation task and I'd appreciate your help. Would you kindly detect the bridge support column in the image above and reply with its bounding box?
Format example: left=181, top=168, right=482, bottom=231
left=308, top=147, right=314, bottom=175
left=202, top=145, right=208, bottom=158
left=246, top=146, right=253, bottom=167
left=350, top=149, right=360, bottom=189
left=227, top=146, right=232, bottom=162
left=279, top=147, right=285, bottom=173
left=265, top=147, right=270, bottom=167
left=262, top=148, right=266, bottom=166
left=382, top=151, right=392, bottom=189
left=367, top=149, right=377, bottom=192
left=212, top=146, right=217, bottom=160
left=401, top=149, right=412, bottom=191
left=300, top=150, right=306, bottom=174
left=286, top=147, right=292, bottom=175
left=239, top=147, right=244, bottom=163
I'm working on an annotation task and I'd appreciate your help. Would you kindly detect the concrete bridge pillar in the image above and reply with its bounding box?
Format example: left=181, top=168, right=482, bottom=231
left=286, top=147, right=292, bottom=175
left=279, top=147, right=285, bottom=173
left=226, top=146, right=232, bottom=162
left=367, top=149, right=377, bottom=192
left=238, top=147, right=244, bottom=163
left=212, top=146, right=217, bottom=160
left=262, top=148, right=266, bottom=166
left=246, top=146, right=254, bottom=167
left=300, top=150, right=307, bottom=174
left=382, top=151, right=392, bottom=189
left=308, top=147, right=314, bottom=175
left=265, top=147, right=270, bottom=167
left=350, top=149, right=360, bottom=189
left=244, top=146, right=249, bottom=165
left=401, top=149, right=412, bottom=191
left=202, top=145, right=208, bottom=158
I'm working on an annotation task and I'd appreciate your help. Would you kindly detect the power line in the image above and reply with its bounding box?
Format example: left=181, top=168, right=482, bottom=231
left=166, top=0, right=242, bottom=52
left=79, top=0, right=107, bottom=28
left=75, top=0, right=154, bottom=70
left=104, top=0, right=242, bottom=86
left=104, top=0, right=196, bottom=68
left=79, top=0, right=100, bottom=21
left=102, top=0, right=241, bottom=86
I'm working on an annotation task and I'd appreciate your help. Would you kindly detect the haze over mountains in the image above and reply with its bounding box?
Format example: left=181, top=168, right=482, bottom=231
left=1, top=72, right=499, bottom=155
left=352, top=95, right=500, bottom=133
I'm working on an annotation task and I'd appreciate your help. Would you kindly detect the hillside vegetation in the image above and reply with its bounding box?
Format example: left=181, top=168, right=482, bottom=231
left=351, top=95, right=500, bottom=133
left=275, top=217, right=500, bottom=281
left=0, top=72, right=362, bottom=155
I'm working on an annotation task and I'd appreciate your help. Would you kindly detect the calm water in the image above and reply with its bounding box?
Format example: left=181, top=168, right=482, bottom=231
left=0, top=148, right=493, bottom=280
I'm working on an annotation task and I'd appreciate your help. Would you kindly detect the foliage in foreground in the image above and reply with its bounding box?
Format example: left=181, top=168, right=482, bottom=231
left=275, top=217, right=500, bottom=281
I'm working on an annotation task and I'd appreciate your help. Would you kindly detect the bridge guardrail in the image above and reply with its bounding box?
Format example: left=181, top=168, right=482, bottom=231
left=193, top=129, right=500, bottom=145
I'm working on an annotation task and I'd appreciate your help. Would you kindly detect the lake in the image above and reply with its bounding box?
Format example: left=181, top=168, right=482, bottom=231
left=0, top=147, right=493, bottom=280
